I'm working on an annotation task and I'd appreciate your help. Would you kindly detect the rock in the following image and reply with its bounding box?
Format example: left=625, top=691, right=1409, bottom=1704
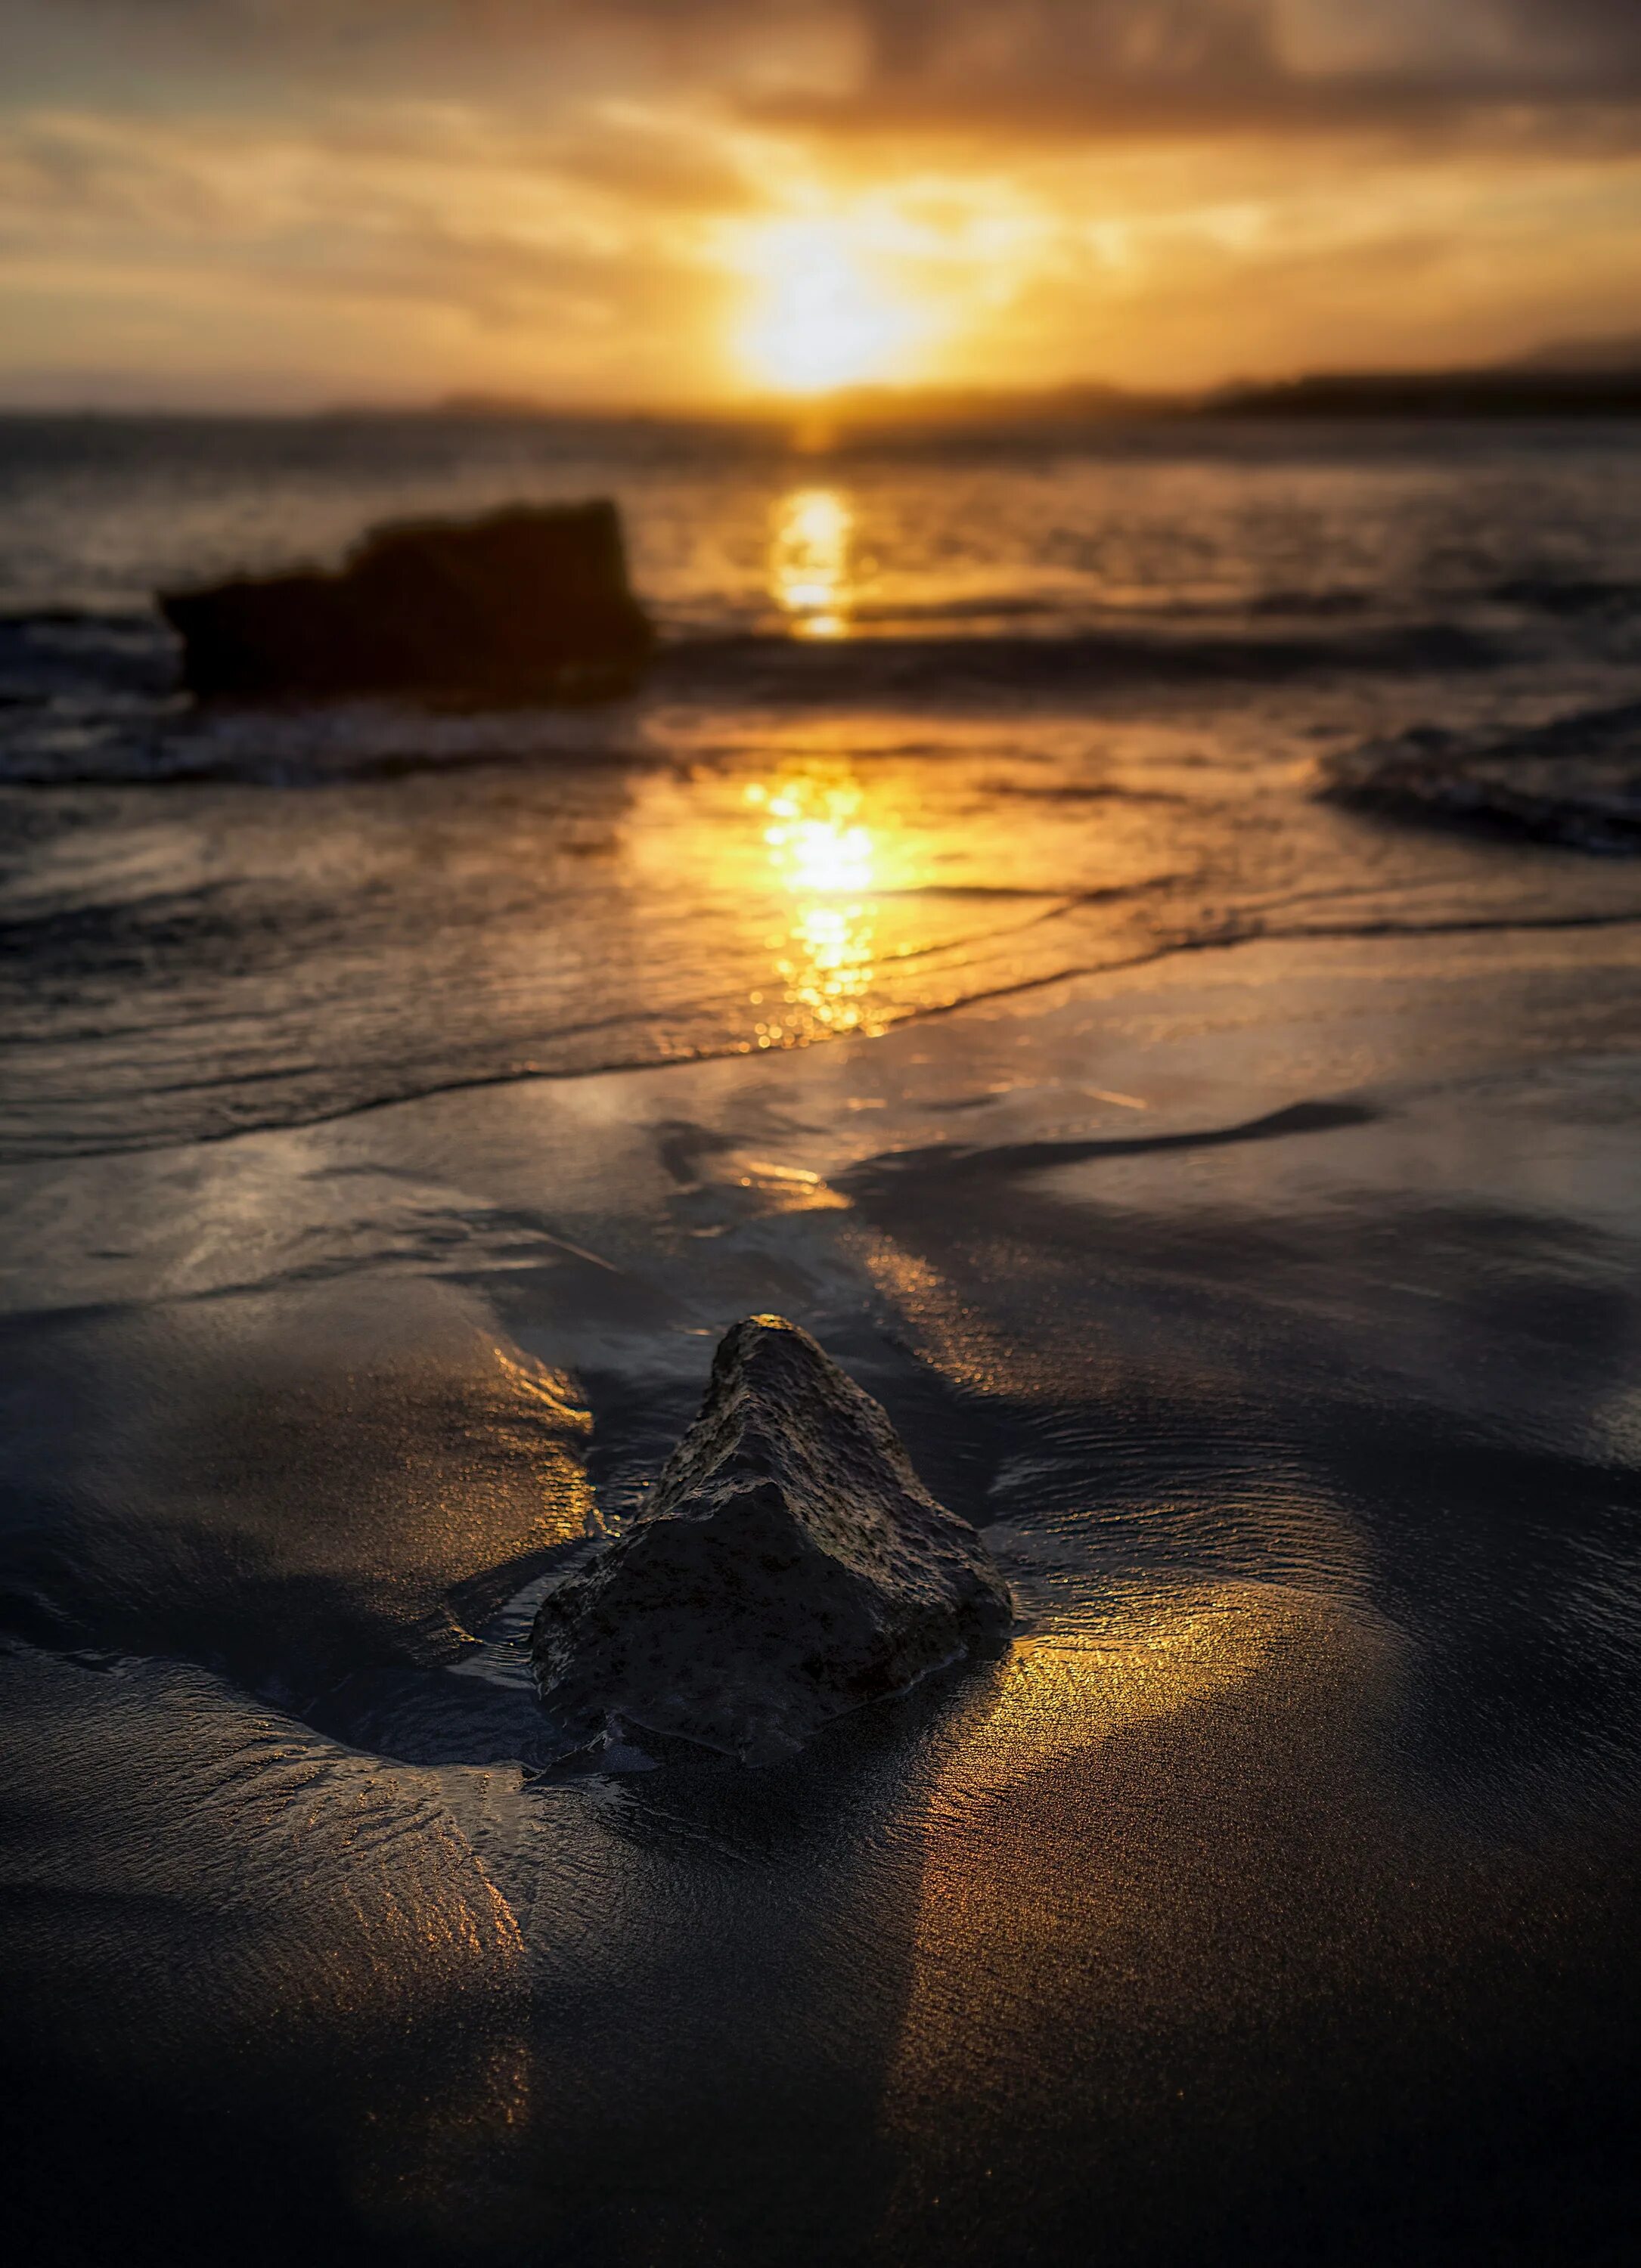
left=1323, top=701, right=1641, bottom=853
left=532, top=1316, right=1013, bottom=1765
left=160, top=499, right=653, bottom=702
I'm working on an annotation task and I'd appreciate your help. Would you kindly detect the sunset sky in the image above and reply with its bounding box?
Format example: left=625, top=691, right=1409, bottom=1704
left=5, top=1, right=1641, bottom=407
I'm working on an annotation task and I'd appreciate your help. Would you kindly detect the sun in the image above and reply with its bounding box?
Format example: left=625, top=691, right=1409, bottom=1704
left=733, top=216, right=931, bottom=395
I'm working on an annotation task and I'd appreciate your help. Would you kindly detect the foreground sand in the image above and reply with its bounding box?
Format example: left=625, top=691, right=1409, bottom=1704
left=5, top=922, right=1641, bottom=2265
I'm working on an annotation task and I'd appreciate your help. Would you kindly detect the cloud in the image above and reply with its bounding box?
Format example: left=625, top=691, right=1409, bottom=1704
left=0, top=93, right=750, bottom=404
left=16, top=3, right=1641, bottom=134
left=5, top=2, right=1641, bottom=403
left=746, top=2, right=1641, bottom=142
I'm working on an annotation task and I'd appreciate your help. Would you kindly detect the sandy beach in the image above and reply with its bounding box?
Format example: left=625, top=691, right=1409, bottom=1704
left=7, top=913, right=1641, bottom=2261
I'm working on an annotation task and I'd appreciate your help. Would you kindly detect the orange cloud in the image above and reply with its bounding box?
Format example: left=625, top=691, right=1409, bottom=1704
left=5, top=2, right=1641, bottom=405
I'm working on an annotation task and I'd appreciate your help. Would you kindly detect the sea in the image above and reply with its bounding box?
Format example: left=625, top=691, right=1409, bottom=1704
left=4, top=411, right=1641, bottom=2267
left=5, top=411, right=1641, bottom=1160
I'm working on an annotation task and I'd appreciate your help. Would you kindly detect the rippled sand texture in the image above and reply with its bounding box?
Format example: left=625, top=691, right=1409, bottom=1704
left=6, top=920, right=1641, bottom=2265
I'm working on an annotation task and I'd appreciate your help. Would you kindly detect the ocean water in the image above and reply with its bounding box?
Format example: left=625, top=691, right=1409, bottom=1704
left=4, top=414, right=1641, bottom=2266
left=5, top=413, right=1641, bottom=1160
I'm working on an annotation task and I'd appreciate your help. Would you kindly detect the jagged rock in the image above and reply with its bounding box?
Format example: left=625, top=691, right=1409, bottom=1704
left=1323, top=702, right=1641, bottom=853
left=160, top=499, right=653, bottom=702
left=532, top=1316, right=1013, bottom=1765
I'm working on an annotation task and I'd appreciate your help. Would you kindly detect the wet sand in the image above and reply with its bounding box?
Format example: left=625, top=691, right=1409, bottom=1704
left=5, top=919, right=1641, bottom=2264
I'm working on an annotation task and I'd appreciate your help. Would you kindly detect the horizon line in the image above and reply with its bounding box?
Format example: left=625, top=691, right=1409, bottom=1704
left=6, top=358, right=1641, bottom=423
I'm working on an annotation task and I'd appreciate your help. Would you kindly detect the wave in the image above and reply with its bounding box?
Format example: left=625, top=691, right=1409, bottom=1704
left=9, top=902, right=1641, bottom=1165
left=1324, top=699, right=1641, bottom=853
left=657, top=622, right=1506, bottom=702
left=2, top=581, right=1639, bottom=787
left=1488, top=577, right=1641, bottom=618
left=0, top=624, right=1512, bottom=790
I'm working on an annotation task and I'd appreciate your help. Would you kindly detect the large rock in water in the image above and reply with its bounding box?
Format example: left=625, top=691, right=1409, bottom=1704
left=1323, top=700, right=1641, bottom=853
left=160, top=499, right=653, bottom=702
left=532, top=1316, right=1013, bottom=1765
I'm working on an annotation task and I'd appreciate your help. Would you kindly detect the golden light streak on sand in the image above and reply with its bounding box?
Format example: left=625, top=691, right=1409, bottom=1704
left=925, top=1582, right=1289, bottom=1807
left=870, top=1580, right=1410, bottom=2256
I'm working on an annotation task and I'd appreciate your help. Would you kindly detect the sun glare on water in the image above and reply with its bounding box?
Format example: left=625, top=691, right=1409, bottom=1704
left=771, top=488, right=855, bottom=638
left=734, top=217, right=931, bottom=395
left=744, top=772, right=886, bottom=1043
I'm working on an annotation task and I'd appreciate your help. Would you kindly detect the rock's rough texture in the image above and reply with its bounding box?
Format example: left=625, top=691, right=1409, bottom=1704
left=161, top=499, right=653, bottom=702
left=532, top=1316, right=1013, bottom=1764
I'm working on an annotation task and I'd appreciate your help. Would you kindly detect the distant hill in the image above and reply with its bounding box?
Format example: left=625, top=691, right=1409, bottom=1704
left=1506, top=334, right=1641, bottom=375
left=1209, top=366, right=1641, bottom=418
left=379, top=347, right=1641, bottom=428
left=807, top=366, right=1641, bottom=426
left=777, top=380, right=1171, bottom=425
left=433, top=390, right=556, bottom=418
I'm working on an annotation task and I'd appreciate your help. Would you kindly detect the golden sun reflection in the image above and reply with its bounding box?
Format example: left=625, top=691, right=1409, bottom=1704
left=876, top=1577, right=1395, bottom=2242
left=743, top=768, right=896, bottom=1046
left=770, top=488, right=855, bottom=640
left=926, top=1582, right=1286, bottom=1805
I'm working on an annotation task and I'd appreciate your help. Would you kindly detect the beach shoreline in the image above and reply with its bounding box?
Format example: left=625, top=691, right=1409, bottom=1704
left=5, top=920, right=1641, bottom=2263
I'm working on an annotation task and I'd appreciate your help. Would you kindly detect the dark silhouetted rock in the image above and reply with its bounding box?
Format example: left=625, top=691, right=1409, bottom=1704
left=1323, top=700, right=1641, bottom=852
left=160, top=500, right=653, bottom=702
left=532, top=1316, right=1013, bottom=1764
